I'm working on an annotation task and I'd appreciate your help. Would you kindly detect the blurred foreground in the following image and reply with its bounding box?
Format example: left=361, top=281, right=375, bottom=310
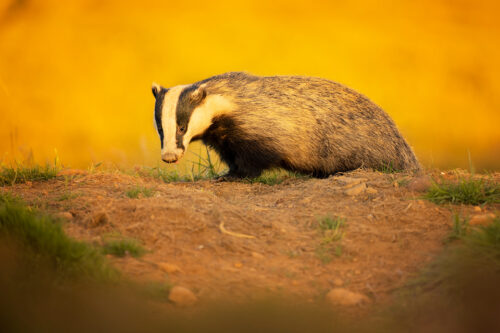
left=1, top=169, right=500, bottom=332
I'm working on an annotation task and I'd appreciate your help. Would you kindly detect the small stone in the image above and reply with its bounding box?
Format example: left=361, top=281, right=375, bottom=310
left=365, top=187, right=378, bottom=194
left=57, top=212, right=73, bottom=220
left=469, top=213, right=496, bottom=226
left=234, top=262, right=243, bottom=268
left=326, top=288, right=370, bottom=306
left=407, top=176, right=432, bottom=192
left=473, top=206, right=482, bottom=212
left=168, top=286, right=197, bottom=307
left=344, top=183, right=366, bottom=196
left=251, top=252, right=265, bottom=259
left=158, top=262, right=182, bottom=274
left=354, top=270, right=361, bottom=275
left=333, top=278, right=343, bottom=287
left=88, top=212, right=109, bottom=228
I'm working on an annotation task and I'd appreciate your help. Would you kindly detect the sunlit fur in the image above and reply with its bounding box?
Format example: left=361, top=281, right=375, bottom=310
left=181, top=91, right=235, bottom=149
left=153, top=72, right=420, bottom=178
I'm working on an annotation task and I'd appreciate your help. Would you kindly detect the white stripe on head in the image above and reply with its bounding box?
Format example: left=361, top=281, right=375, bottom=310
left=182, top=94, right=235, bottom=149
left=161, top=85, right=188, bottom=157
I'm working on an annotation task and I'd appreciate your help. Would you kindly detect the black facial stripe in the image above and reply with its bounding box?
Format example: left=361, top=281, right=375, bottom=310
left=154, top=88, right=168, bottom=148
left=175, top=85, right=205, bottom=149
left=176, top=132, right=185, bottom=149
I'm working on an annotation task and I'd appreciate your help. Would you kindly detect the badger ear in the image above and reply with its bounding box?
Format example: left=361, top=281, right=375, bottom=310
left=152, top=82, right=161, bottom=98
left=190, top=86, right=207, bottom=104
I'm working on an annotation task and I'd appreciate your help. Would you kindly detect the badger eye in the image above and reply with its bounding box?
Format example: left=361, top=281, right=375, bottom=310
left=178, top=126, right=186, bottom=134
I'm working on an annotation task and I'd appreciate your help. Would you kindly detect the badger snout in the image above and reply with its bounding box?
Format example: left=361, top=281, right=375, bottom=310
left=161, top=152, right=181, bottom=163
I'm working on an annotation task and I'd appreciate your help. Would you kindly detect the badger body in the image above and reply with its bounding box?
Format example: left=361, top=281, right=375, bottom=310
left=152, top=72, right=419, bottom=178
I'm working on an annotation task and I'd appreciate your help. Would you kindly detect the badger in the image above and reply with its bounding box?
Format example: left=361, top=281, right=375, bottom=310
left=151, top=72, right=419, bottom=178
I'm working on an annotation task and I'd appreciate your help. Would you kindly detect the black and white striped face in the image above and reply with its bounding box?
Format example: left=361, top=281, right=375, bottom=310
left=152, top=82, right=234, bottom=163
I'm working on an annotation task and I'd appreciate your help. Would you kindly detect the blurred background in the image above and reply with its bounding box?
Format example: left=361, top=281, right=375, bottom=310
left=1, top=0, right=499, bottom=171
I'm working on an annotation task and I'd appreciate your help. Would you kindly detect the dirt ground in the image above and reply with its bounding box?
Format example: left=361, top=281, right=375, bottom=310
left=7, top=169, right=500, bottom=308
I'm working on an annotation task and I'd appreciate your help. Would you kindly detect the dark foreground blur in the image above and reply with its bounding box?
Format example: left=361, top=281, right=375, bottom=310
left=1, top=234, right=500, bottom=333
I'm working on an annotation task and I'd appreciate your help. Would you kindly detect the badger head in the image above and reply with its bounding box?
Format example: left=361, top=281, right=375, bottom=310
left=152, top=82, right=233, bottom=163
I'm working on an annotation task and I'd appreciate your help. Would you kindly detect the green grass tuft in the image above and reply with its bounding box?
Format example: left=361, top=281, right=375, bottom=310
left=318, top=215, right=345, bottom=233
left=446, top=214, right=469, bottom=243
left=424, top=177, right=499, bottom=205
left=244, top=170, right=310, bottom=185
left=403, top=215, right=500, bottom=296
left=136, top=166, right=184, bottom=182
left=56, top=191, right=81, bottom=201
left=102, top=239, right=146, bottom=258
left=315, top=215, right=346, bottom=263
left=126, top=186, right=155, bottom=199
left=136, top=146, right=226, bottom=182
left=376, top=161, right=403, bottom=174
left=0, top=193, right=117, bottom=281
left=464, top=216, right=500, bottom=259
left=0, top=163, right=59, bottom=186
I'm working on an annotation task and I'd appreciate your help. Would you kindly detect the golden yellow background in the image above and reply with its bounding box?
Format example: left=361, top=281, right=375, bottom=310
left=1, top=0, right=499, bottom=171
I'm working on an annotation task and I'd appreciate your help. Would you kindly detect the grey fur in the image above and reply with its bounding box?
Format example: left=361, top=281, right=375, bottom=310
left=156, top=72, right=420, bottom=178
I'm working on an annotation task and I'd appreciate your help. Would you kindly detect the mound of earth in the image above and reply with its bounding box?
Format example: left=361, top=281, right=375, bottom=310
left=9, top=169, right=498, bottom=307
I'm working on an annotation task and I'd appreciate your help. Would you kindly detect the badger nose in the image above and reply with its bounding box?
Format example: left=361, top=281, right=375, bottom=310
left=161, top=153, right=178, bottom=163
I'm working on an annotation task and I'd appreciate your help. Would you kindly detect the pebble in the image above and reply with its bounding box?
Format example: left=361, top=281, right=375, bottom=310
left=344, top=183, right=366, bottom=196
left=168, top=286, right=197, bottom=307
left=365, top=187, right=378, bottom=194
left=251, top=252, right=265, bottom=259
left=469, top=213, right=496, bottom=226
left=333, top=278, right=343, bottom=287
left=473, top=206, right=482, bottom=212
left=326, top=288, right=370, bottom=306
left=88, top=211, right=109, bottom=228
left=158, top=262, right=182, bottom=274
left=57, top=212, right=73, bottom=220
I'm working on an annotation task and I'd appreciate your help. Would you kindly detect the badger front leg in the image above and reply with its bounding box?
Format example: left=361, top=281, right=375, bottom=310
left=216, top=151, right=264, bottom=180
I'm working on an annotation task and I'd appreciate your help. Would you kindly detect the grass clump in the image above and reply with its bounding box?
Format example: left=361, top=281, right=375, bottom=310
left=446, top=214, right=469, bottom=243
left=102, top=239, right=146, bottom=258
left=126, top=186, right=155, bottom=199
left=136, top=146, right=225, bottom=182
left=0, top=192, right=117, bottom=281
left=403, top=215, right=500, bottom=297
left=56, top=191, right=81, bottom=201
left=376, top=161, right=403, bottom=174
left=136, top=166, right=184, bottom=182
left=245, top=170, right=310, bottom=185
left=0, top=163, right=59, bottom=186
left=424, top=177, right=499, bottom=205
left=315, top=215, right=346, bottom=263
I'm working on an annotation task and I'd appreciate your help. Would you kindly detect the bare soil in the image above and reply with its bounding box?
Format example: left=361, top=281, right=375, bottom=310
left=8, top=169, right=499, bottom=308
